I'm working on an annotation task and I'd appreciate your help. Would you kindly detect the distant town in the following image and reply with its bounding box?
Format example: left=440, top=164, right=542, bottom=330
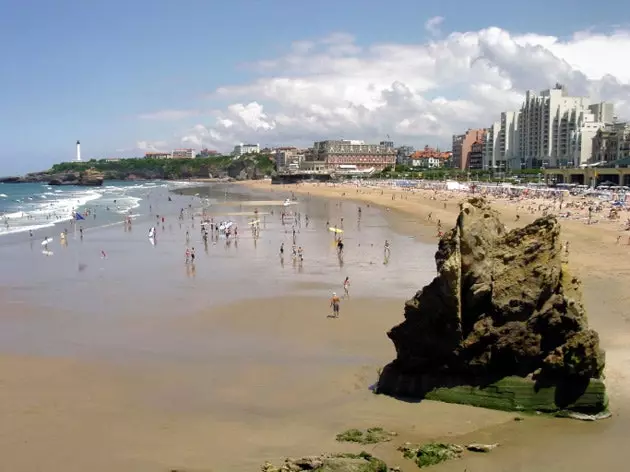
left=93, top=83, right=629, bottom=182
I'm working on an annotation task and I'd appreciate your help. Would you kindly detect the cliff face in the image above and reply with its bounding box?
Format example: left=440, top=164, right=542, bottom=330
left=377, top=198, right=606, bottom=413
left=48, top=169, right=104, bottom=186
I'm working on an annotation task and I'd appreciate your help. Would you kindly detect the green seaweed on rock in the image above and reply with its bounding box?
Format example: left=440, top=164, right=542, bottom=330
left=261, top=451, right=389, bottom=472
left=398, top=442, right=463, bottom=468
left=336, top=427, right=396, bottom=445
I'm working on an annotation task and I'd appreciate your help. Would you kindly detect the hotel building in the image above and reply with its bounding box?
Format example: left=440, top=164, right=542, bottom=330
left=311, top=140, right=396, bottom=171
left=171, top=148, right=196, bottom=159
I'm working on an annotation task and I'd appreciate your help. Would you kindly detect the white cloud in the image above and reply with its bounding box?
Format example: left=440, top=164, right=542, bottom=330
left=425, top=16, right=444, bottom=37
left=136, top=140, right=168, bottom=152
left=160, top=26, right=630, bottom=152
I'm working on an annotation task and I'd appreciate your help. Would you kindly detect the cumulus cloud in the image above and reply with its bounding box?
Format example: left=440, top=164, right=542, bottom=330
left=144, top=26, right=630, bottom=153
left=425, top=16, right=444, bottom=36
left=135, top=140, right=169, bottom=152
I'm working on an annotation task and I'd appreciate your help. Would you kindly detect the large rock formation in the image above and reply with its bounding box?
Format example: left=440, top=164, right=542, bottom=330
left=48, top=169, right=104, bottom=186
left=377, top=198, right=607, bottom=414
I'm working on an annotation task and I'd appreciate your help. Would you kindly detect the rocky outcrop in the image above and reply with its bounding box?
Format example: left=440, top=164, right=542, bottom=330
left=377, top=197, right=607, bottom=414
left=261, top=452, right=388, bottom=472
left=48, top=169, right=104, bottom=186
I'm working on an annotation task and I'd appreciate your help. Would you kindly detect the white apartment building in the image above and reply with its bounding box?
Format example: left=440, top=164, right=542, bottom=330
left=232, top=143, right=260, bottom=157
left=499, top=111, right=520, bottom=169
left=483, top=86, right=613, bottom=169
left=482, top=121, right=502, bottom=171
left=516, top=86, right=611, bottom=168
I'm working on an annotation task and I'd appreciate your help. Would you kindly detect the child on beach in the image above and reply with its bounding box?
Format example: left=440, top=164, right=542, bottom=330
left=343, top=277, right=350, bottom=298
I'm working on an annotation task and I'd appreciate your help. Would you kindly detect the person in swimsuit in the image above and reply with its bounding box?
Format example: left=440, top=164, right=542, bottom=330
left=330, top=292, right=340, bottom=318
left=343, top=277, right=350, bottom=298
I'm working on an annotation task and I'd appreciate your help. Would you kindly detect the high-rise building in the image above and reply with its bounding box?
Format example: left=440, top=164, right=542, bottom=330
left=482, top=122, right=502, bottom=171
left=515, top=85, right=612, bottom=168
left=451, top=134, right=464, bottom=169
left=591, top=122, right=630, bottom=163
left=589, top=102, right=615, bottom=124
left=468, top=141, right=484, bottom=170
left=451, top=129, right=486, bottom=170
left=499, top=111, right=520, bottom=169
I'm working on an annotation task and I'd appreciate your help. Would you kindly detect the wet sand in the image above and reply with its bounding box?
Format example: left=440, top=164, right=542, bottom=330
left=1, top=181, right=629, bottom=471
left=238, top=179, right=630, bottom=471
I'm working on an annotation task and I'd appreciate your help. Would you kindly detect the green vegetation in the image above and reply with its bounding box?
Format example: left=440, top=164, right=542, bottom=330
left=423, top=376, right=608, bottom=414
left=335, top=427, right=396, bottom=445
left=398, top=442, right=463, bottom=468
left=48, top=153, right=275, bottom=180
left=333, top=452, right=389, bottom=472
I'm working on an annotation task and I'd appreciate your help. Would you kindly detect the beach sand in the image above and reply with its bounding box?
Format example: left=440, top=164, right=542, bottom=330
left=235, top=179, right=630, bottom=470
left=0, top=181, right=629, bottom=471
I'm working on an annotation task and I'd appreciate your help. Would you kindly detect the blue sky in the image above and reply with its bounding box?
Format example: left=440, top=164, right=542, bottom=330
left=0, top=0, right=626, bottom=174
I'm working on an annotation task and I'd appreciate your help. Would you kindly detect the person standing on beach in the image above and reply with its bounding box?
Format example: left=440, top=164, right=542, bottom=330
left=190, top=247, right=195, bottom=263
left=279, top=242, right=284, bottom=256
left=330, top=292, right=341, bottom=318
left=343, top=277, right=350, bottom=298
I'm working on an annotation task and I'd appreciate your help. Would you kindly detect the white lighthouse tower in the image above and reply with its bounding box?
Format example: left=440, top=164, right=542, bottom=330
left=76, top=140, right=81, bottom=162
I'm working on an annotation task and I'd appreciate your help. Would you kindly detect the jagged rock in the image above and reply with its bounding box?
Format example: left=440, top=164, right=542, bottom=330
left=262, top=452, right=388, bottom=472
left=398, top=442, right=463, bottom=468
left=377, top=198, right=607, bottom=414
left=48, top=169, right=104, bottom=186
left=336, top=427, right=396, bottom=445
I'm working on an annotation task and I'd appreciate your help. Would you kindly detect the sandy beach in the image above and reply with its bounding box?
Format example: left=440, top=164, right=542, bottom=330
left=0, top=180, right=629, bottom=471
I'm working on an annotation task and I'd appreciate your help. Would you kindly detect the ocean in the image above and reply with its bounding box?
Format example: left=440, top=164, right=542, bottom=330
left=0, top=180, right=199, bottom=237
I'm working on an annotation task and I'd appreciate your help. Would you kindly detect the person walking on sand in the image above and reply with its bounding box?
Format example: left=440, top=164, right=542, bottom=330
left=343, top=277, right=350, bottom=298
left=384, top=239, right=391, bottom=257
left=330, top=292, right=341, bottom=318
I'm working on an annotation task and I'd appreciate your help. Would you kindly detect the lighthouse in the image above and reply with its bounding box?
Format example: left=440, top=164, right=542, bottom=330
left=76, top=140, right=81, bottom=162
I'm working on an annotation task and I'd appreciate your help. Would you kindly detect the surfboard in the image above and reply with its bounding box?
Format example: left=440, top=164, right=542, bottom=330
left=328, top=227, right=343, bottom=233
left=41, top=237, right=53, bottom=246
left=248, top=219, right=260, bottom=226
